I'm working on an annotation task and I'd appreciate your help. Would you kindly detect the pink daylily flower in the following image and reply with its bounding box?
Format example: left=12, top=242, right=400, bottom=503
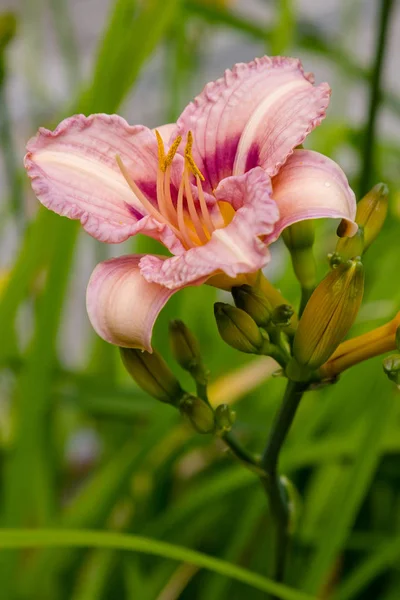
left=25, top=56, right=357, bottom=351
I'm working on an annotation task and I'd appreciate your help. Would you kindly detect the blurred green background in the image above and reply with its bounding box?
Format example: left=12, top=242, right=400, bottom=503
left=0, top=0, right=400, bottom=598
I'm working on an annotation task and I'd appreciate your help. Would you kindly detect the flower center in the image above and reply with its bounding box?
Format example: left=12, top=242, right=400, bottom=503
left=116, top=131, right=227, bottom=250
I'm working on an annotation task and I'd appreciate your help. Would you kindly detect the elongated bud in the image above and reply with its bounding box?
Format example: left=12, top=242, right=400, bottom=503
left=334, top=228, right=364, bottom=262
left=292, top=259, right=364, bottom=371
left=383, top=354, right=400, bottom=385
left=169, top=320, right=208, bottom=384
left=214, top=302, right=263, bottom=354
left=271, top=304, right=294, bottom=327
left=120, top=348, right=183, bottom=405
left=215, top=403, right=236, bottom=433
left=179, top=395, right=215, bottom=434
left=231, top=284, right=272, bottom=327
left=282, top=221, right=317, bottom=289
left=356, top=183, right=388, bottom=250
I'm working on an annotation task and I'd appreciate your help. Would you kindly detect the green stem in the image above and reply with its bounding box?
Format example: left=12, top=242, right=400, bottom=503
left=260, top=380, right=308, bottom=592
left=221, top=431, right=264, bottom=476
left=359, top=0, right=394, bottom=197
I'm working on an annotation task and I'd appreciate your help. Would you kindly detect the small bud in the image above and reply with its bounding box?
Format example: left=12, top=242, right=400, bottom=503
left=383, top=354, right=400, bottom=385
left=282, top=221, right=316, bottom=289
left=120, top=348, right=183, bottom=405
left=231, top=284, right=272, bottom=327
left=215, top=403, right=236, bottom=432
left=179, top=395, right=215, bottom=434
left=293, top=259, right=364, bottom=370
left=214, top=302, right=263, bottom=354
left=169, top=320, right=207, bottom=383
left=271, top=304, right=294, bottom=327
left=356, top=183, right=388, bottom=250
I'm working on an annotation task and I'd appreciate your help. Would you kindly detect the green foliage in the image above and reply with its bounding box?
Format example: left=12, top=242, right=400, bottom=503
left=0, top=0, right=400, bottom=599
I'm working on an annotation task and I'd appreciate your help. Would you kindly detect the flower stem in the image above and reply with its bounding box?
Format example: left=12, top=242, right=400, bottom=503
left=359, top=0, right=394, bottom=197
left=221, top=431, right=264, bottom=476
left=260, top=379, right=307, bottom=591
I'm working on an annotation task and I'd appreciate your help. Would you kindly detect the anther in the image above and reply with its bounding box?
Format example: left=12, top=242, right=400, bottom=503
left=184, top=131, right=205, bottom=181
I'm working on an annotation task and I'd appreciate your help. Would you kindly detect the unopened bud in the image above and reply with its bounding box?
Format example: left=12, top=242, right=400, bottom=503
left=231, top=284, right=272, bottom=327
left=383, top=354, right=400, bottom=385
left=214, top=302, right=263, bottom=354
left=215, top=403, right=236, bottom=432
left=357, top=183, right=388, bottom=250
left=292, top=259, right=364, bottom=370
left=282, top=221, right=316, bottom=288
left=271, top=304, right=294, bottom=327
left=120, top=348, right=183, bottom=405
left=169, top=320, right=207, bottom=383
left=335, top=228, right=364, bottom=262
left=179, top=395, right=215, bottom=434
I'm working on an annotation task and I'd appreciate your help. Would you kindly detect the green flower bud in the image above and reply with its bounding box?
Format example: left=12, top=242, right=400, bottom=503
left=214, top=302, right=263, bottom=354
left=215, top=403, right=236, bottom=432
left=383, top=354, right=400, bottom=385
left=356, top=183, right=388, bottom=250
left=292, top=259, right=365, bottom=370
left=120, top=348, right=183, bottom=405
left=169, top=320, right=208, bottom=383
left=335, top=228, right=364, bottom=262
left=179, top=395, right=215, bottom=434
left=282, top=221, right=316, bottom=289
left=271, top=304, right=295, bottom=327
left=231, top=284, right=273, bottom=327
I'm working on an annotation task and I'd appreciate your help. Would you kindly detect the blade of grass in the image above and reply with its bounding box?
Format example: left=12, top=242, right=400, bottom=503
left=0, top=528, right=318, bottom=600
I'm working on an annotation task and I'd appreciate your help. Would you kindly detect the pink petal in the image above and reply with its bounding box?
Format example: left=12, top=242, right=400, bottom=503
left=25, top=114, right=173, bottom=243
left=175, top=56, right=330, bottom=190
left=268, top=149, right=357, bottom=242
left=139, top=168, right=279, bottom=289
left=86, top=255, right=176, bottom=351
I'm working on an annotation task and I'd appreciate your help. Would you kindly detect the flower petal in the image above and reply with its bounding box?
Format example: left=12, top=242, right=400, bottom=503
left=86, top=255, right=176, bottom=351
left=139, top=168, right=279, bottom=289
left=268, top=149, right=357, bottom=242
left=175, top=56, right=330, bottom=190
left=25, top=114, right=168, bottom=243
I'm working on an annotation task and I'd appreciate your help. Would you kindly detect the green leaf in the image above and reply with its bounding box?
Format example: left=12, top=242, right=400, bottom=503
left=0, top=528, right=318, bottom=600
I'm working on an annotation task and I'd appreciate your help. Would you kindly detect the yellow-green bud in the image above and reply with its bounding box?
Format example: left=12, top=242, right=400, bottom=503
left=271, top=304, right=295, bottom=327
left=231, top=284, right=273, bottom=327
left=356, top=183, right=388, bottom=250
left=179, top=395, right=215, bottom=434
left=292, top=259, right=364, bottom=370
left=169, top=320, right=207, bottom=383
left=282, top=221, right=316, bottom=289
left=214, top=302, right=263, bottom=354
left=120, top=348, right=183, bottom=405
left=383, top=354, right=400, bottom=385
left=335, top=228, right=364, bottom=262
left=215, top=403, right=236, bottom=432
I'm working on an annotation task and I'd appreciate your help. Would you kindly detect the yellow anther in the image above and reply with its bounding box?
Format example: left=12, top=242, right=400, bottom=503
left=184, top=131, right=205, bottom=181
left=165, top=135, right=182, bottom=168
left=155, top=130, right=166, bottom=172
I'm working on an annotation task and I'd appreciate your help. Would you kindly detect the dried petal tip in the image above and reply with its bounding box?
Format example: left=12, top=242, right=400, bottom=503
left=383, top=354, right=400, bottom=385
left=120, top=347, right=183, bottom=405
left=169, top=320, right=208, bottom=384
left=356, top=183, right=388, bottom=250
left=179, top=395, right=215, bottom=434
left=214, top=302, right=264, bottom=354
left=293, top=258, right=365, bottom=370
left=231, top=284, right=273, bottom=327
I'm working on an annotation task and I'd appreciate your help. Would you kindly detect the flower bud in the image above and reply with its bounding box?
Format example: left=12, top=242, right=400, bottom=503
left=282, top=221, right=316, bottom=289
left=215, top=403, right=236, bottom=432
left=231, top=284, right=272, bottom=327
left=292, top=258, right=364, bottom=370
left=356, top=183, right=388, bottom=250
left=169, top=320, right=208, bottom=384
left=271, top=304, right=295, bottom=327
left=179, top=394, right=215, bottom=434
left=335, top=228, right=364, bottom=262
left=214, top=302, right=263, bottom=354
left=120, top=348, right=183, bottom=405
left=383, top=354, right=400, bottom=385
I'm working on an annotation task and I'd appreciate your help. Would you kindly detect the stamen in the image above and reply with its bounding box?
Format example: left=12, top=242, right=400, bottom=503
left=116, top=155, right=181, bottom=238
left=196, top=175, right=216, bottom=235
left=177, top=176, right=195, bottom=249
left=183, top=167, right=208, bottom=244
left=155, top=130, right=166, bottom=172
left=165, top=135, right=182, bottom=168
left=184, top=131, right=205, bottom=181
left=163, top=164, right=178, bottom=226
